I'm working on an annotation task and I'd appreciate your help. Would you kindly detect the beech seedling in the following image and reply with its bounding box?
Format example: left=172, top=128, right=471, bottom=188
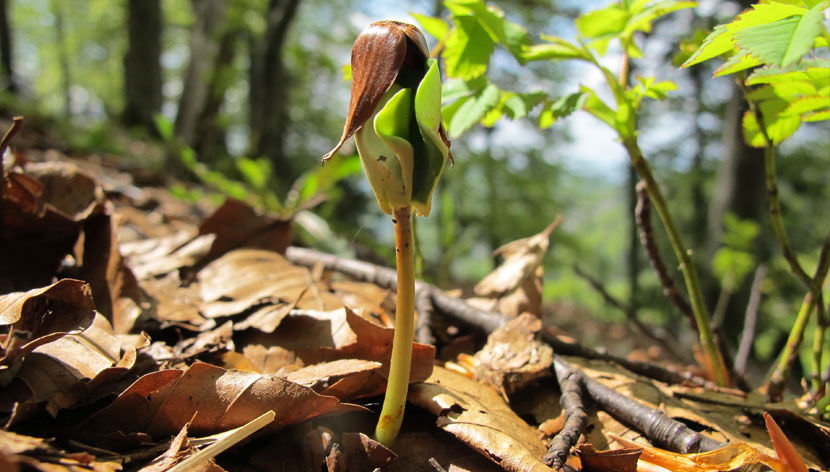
left=324, top=20, right=451, bottom=446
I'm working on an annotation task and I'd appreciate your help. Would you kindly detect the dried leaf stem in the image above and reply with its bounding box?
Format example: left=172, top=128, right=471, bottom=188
left=375, top=207, right=416, bottom=446
left=544, top=361, right=588, bottom=469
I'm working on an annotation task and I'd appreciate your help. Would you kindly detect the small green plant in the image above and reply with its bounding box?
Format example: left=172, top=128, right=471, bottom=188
left=681, top=0, right=830, bottom=400
left=324, top=21, right=451, bottom=446
left=417, top=0, right=731, bottom=385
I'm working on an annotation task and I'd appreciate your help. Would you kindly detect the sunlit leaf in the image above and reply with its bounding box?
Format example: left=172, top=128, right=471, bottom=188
left=412, top=13, right=449, bottom=41
left=735, top=3, right=825, bottom=67
left=443, top=16, right=494, bottom=80
left=520, top=35, right=589, bottom=62
left=682, top=2, right=807, bottom=68
left=713, top=52, right=761, bottom=77
left=576, top=5, right=628, bottom=39
left=446, top=82, right=500, bottom=138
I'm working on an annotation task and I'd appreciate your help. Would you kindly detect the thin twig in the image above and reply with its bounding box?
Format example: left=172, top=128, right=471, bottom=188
left=624, top=140, right=728, bottom=387
left=635, top=181, right=695, bottom=329
left=767, top=235, right=830, bottom=398
left=544, top=362, right=588, bottom=469
left=554, top=357, right=724, bottom=453
left=572, top=262, right=685, bottom=363
left=735, top=265, right=767, bottom=376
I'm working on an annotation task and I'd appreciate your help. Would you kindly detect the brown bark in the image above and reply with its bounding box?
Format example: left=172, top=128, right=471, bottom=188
left=123, top=0, right=163, bottom=132
left=174, top=0, right=227, bottom=148
left=0, top=0, right=16, bottom=94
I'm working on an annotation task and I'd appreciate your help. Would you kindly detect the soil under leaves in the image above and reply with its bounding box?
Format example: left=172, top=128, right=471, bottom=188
left=1, top=121, right=829, bottom=471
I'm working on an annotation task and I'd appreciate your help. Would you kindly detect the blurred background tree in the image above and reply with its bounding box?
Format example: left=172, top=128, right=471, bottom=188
left=0, top=0, right=827, bottom=386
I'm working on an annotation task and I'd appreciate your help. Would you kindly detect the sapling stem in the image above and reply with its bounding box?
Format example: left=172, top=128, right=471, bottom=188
left=623, top=139, right=730, bottom=387
left=375, top=206, right=416, bottom=446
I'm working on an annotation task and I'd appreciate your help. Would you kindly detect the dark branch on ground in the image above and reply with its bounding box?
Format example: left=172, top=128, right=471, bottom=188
left=554, top=357, right=725, bottom=453
left=544, top=360, right=588, bottom=469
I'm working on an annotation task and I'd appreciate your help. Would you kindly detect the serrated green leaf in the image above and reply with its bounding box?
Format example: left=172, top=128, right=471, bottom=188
left=520, top=41, right=588, bottom=62
left=741, top=96, right=802, bottom=147
left=681, top=25, right=732, bottom=68
left=576, top=5, right=628, bottom=39
left=443, top=16, right=495, bottom=80
left=447, top=82, right=500, bottom=138
left=713, top=52, right=761, bottom=76
left=746, top=61, right=830, bottom=85
left=538, top=91, right=589, bottom=129
left=441, top=76, right=488, bottom=103
left=412, top=13, right=449, bottom=41
left=682, top=2, right=807, bottom=68
left=804, top=109, right=830, bottom=121
left=623, top=1, right=697, bottom=36
left=582, top=87, right=617, bottom=129
left=783, top=95, right=830, bottom=116
left=446, top=0, right=506, bottom=43
left=503, top=18, right=531, bottom=57
left=734, top=5, right=824, bottom=68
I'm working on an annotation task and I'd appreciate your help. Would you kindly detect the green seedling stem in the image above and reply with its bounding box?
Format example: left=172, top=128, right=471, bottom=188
left=375, top=206, right=416, bottom=446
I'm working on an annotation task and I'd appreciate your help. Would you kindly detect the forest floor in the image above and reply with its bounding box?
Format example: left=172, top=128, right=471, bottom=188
left=1, top=116, right=829, bottom=472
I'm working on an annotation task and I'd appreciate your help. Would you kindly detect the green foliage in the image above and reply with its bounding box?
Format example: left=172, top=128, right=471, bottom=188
left=683, top=1, right=829, bottom=147
left=713, top=214, right=759, bottom=291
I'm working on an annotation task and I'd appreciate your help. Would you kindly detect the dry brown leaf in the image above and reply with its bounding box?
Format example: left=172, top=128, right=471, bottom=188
left=0, top=430, right=121, bottom=472
left=466, top=217, right=560, bottom=317
left=195, top=198, right=292, bottom=262
left=1, top=162, right=106, bottom=292
left=242, top=307, right=435, bottom=400
left=74, top=210, right=148, bottom=333
left=0, top=279, right=95, bottom=372
left=82, top=361, right=364, bottom=450
left=197, top=249, right=343, bottom=322
left=576, top=444, right=641, bottom=472
left=13, top=312, right=135, bottom=414
left=409, top=365, right=552, bottom=472
left=611, top=433, right=788, bottom=472
left=240, top=344, right=301, bottom=374
left=331, top=280, right=394, bottom=320
left=473, top=313, right=553, bottom=398
left=285, top=359, right=382, bottom=389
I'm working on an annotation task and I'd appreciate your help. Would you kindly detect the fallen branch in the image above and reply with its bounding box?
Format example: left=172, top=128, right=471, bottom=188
left=554, top=358, right=724, bottom=453
left=544, top=361, right=588, bottom=469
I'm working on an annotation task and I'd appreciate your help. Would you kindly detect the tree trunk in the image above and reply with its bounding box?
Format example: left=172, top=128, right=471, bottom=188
left=123, top=0, right=163, bottom=133
left=174, top=0, right=227, bottom=149
left=51, top=0, right=71, bottom=117
left=0, top=0, right=16, bottom=94
left=193, top=28, right=238, bottom=164
left=248, top=0, right=301, bottom=191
